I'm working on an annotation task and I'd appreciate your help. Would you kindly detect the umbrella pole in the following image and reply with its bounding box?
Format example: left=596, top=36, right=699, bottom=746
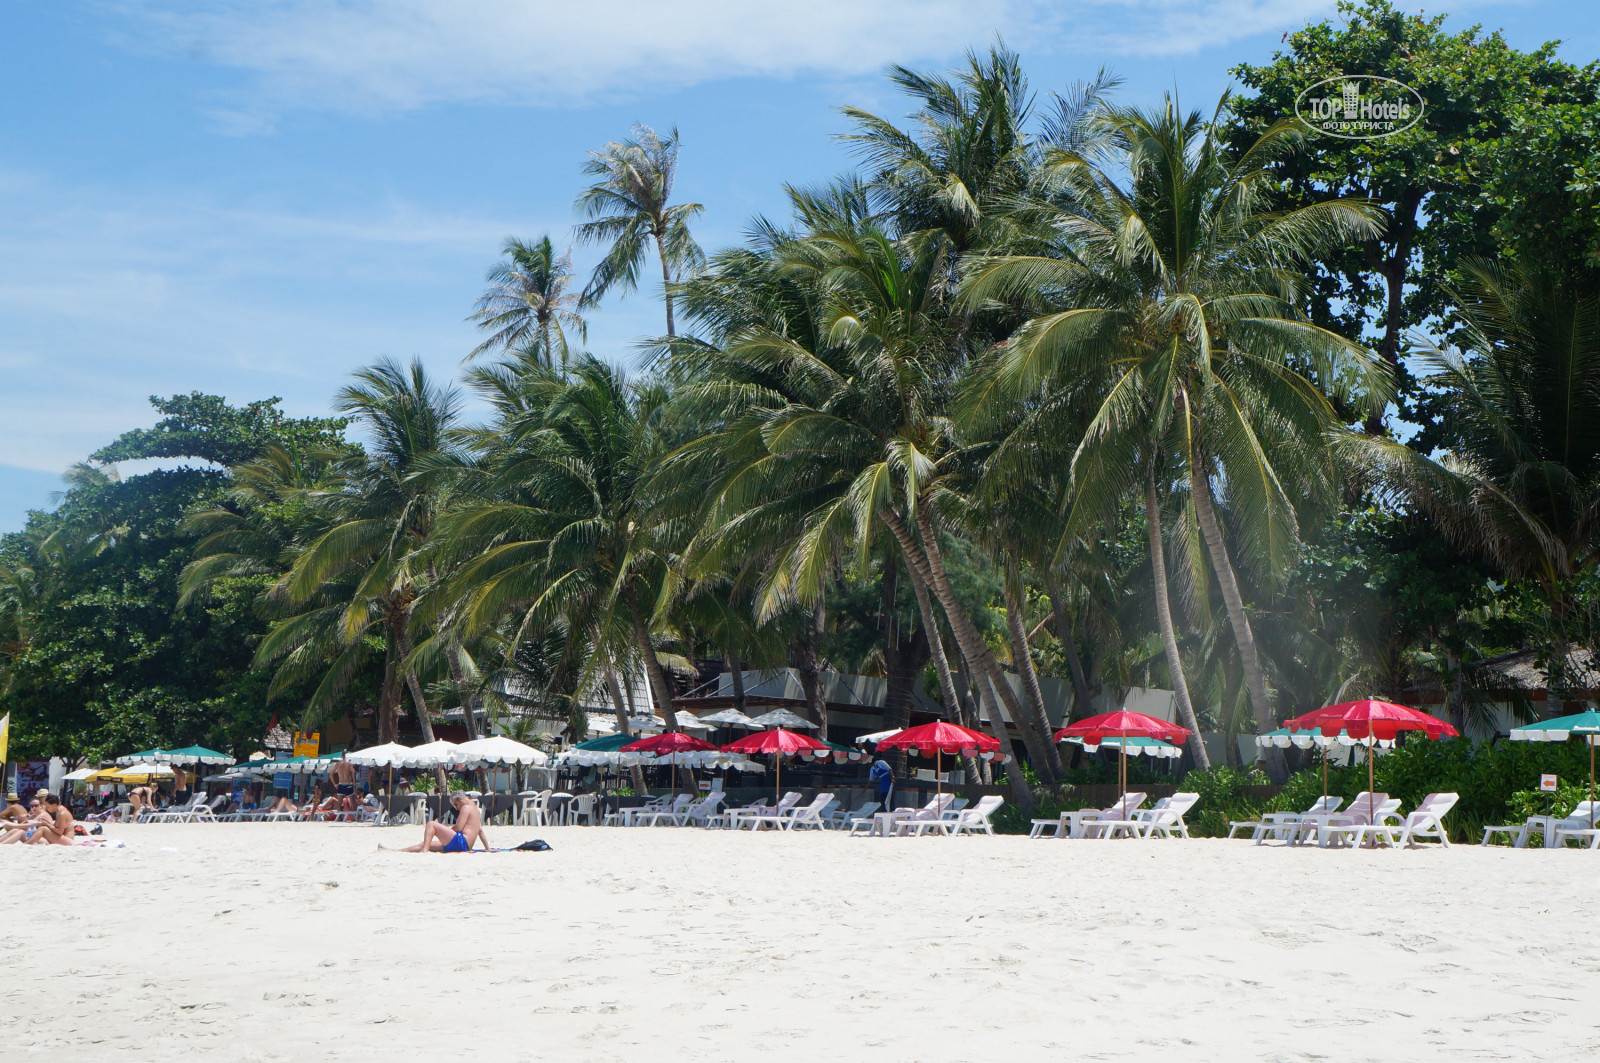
left=1322, top=747, right=1328, bottom=799
left=1590, top=737, right=1595, bottom=829
left=775, top=755, right=781, bottom=804
left=936, top=750, right=942, bottom=806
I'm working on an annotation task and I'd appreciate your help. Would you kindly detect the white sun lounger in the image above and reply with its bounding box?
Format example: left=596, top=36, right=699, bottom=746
left=1029, top=792, right=1146, bottom=839
left=1482, top=800, right=1600, bottom=848
left=827, top=801, right=880, bottom=830
left=1332, top=792, right=1459, bottom=849
left=728, top=792, right=802, bottom=830
left=1228, top=795, right=1343, bottom=843
left=1086, top=792, right=1200, bottom=839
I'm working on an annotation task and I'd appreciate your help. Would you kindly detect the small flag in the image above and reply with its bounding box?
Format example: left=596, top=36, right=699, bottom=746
left=0, top=713, right=9, bottom=765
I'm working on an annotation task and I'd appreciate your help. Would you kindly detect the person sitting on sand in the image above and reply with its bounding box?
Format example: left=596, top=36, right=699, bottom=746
left=390, top=792, right=487, bottom=853
left=27, top=795, right=76, bottom=846
left=1, top=794, right=66, bottom=845
left=1, top=793, right=25, bottom=824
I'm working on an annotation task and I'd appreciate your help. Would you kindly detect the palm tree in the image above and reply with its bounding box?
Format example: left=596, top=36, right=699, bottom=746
left=467, top=235, right=585, bottom=366
left=963, top=95, right=1390, bottom=745
left=435, top=356, right=686, bottom=734
left=1367, top=262, right=1600, bottom=690
left=575, top=125, right=703, bottom=337
left=255, top=359, right=461, bottom=744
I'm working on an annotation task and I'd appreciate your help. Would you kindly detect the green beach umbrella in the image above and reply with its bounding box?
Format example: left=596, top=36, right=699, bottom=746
left=1509, top=709, right=1600, bottom=826
left=164, top=745, right=236, bottom=767
left=115, top=748, right=170, bottom=766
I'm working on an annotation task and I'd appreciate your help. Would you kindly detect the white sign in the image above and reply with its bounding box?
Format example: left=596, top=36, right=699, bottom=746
left=1540, top=774, right=1559, bottom=793
left=1295, top=75, right=1425, bottom=141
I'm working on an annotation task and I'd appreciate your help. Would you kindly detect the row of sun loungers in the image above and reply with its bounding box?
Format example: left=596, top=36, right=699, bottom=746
left=1482, top=800, right=1600, bottom=848
left=1224, top=792, right=1458, bottom=848
left=593, top=791, right=1007, bottom=836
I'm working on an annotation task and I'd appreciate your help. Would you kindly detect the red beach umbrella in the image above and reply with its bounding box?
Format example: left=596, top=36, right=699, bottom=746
left=876, top=722, right=1001, bottom=803
left=622, top=732, right=718, bottom=801
left=1288, top=700, right=1459, bottom=798
left=723, top=728, right=829, bottom=802
left=1054, top=710, right=1193, bottom=799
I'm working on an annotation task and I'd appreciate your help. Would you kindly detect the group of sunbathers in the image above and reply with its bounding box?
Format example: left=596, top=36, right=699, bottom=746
left=0, top=790, right=79, bottom=846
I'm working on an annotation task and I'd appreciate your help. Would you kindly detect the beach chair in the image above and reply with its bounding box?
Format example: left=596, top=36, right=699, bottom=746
left=184, top=794, right=228, bottom=823
left=566, top=794, right=598, bottom=826
left=1227, top=795, right=1343, bottom=843
left=674, top=793, right=724, bottom=827
left=1302, top=793, right=1401, bottom=847
left=1087, top=792, right=1200, bottom=839
left=934, top=795, right=1005, bottom=836
left=703, top=797, right=766, bottom=830
left=885, top=793, right=958, bottom=836
left=145, top=793, right=209, bottom=822
left=1028, top=792, right=1146, bottom=839
left=1553, top=826, right=1600, bottom=848
left=630, top=793, right=696, bottom=827
left=730, top=792, right=802, bottom=830
left=826, top=800, right=880, bottom=831
left=1335, top=792, right=1459, bottom=849
left=770, top=792, right=835, bottom=831
left=1482, top=800, right=1600, bottom=848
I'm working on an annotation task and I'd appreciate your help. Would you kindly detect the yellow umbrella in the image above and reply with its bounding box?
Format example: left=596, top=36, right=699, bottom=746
left=113, top=763, right=175, bottom=783
left=83, top=767, right=127, bottom=784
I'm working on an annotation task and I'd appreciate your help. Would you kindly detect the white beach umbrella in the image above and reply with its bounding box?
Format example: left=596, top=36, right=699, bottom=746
left=63, top=767, right=102, bottom=782
left=113, top=763, right=175, bottom=779
left=399, top=740, right=465, bottom=768
left=627, top=714, right=666, bottom=732
left=854, top=728, right=901, bottom=747
left=346, top=742, right=416, bottom=768
left=453, top=736, right=549, bottom=766
left=675, top=712, right=715, bottom=732
left=748, top=708, right=818, bottom=730
left=696, top=708, right=756, bottom=728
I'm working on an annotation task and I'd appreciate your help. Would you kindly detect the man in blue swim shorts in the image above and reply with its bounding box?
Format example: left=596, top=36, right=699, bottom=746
left=391, top=792, right=487, bottom=853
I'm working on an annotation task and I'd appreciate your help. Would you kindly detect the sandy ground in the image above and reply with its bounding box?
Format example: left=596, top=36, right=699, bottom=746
left=1, top=823, right=1596, bottom=1062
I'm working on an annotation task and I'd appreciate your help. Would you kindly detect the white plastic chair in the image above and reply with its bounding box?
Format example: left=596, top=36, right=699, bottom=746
left=885, top=793, right=957, bottom=836
left=730, top=792, right=801, bottom=830
left=1306, top=794, right=1401, bottom=847
left=567, top=794, right=598, bottom=826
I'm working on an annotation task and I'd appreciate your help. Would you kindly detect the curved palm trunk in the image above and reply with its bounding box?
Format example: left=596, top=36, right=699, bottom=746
left=629, top=596, right=678, bottom=732
left=377, top=637, right=401, bottom=745
left=1185, top=459, right=1278, bottom=741
left=907, top=560, right=983, bottom=786
left=606, top=665, right=649, bottom=796
left=1145, top=470, right=1211, bottom=770
left=395, top=626, right=444, bottom=789
left=881, top=507, right=1034, bottom=809
left=1004, top=561, right=1067, bottom=778
left=910, top=505, right=1057, bottom=784
left=445, top=644, right=481, bottom=742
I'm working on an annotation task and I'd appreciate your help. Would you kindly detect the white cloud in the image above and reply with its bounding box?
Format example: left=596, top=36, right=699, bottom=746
left=107, top=0, right=1340, bottom=117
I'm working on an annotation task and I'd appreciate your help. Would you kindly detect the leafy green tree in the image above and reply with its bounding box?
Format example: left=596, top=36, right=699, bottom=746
left=1229, top=0, right=1600, bottom=432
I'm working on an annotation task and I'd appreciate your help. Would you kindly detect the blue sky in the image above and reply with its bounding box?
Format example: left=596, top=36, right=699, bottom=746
left=1, top=0, right=1593, bottom=531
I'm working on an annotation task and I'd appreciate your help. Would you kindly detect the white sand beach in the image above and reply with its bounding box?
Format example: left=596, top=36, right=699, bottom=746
left=2, top=824, right=1596, bottom=1061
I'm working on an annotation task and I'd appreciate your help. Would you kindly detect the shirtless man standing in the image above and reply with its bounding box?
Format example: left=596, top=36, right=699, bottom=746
left=390, top=792, right=487, bottom=853
left=28, top=795, right=76, bottom=846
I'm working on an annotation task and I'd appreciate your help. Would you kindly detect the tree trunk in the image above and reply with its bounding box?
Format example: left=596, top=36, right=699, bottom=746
left=655, top=232, right=676, bottom=338
left=1145, top=468, right=1211, bottom=770
left=1185, top=456, right=1276, bottom=742
left=377, top=632, right=401, bottom=744
left=906, top=504, right=1057, bottom=783
left=395, top=625, right=444, bottom=789
left=949, top=648, right=993, bottom=784
left=725, top=651, right=746, bottom=715
left=606, top=665, right=649, bottom=795
left=1045, top=572, right=1096, bottom=719
left=629, top=596, right=678, bottom=731
left=1003, top=560, right=1067, bottom=778
left=794, top=600, right=829, bottom=741
left=445, top=644, right=481, bottom=742
left=908, top=561, right=983, bottom=786
left=883, top=508, right=1029, bottom=807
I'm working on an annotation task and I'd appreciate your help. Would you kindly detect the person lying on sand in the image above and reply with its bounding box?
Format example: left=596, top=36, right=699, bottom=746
left=387, top=793, right=488, bottom=853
